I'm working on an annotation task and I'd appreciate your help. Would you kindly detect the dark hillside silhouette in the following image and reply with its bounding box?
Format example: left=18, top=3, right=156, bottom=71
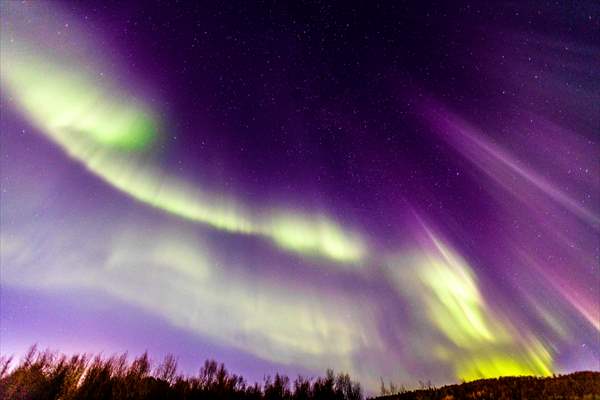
left=376, top=372, right=600, bottom=400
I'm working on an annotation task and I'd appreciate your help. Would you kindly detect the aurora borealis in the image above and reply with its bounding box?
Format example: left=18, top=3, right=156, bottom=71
left=0, top=0, right=598, bottom=392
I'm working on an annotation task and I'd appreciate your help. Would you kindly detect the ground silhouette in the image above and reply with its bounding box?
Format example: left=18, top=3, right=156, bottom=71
left=376, top=371, right=600, bottom=400
left=0, top=347, right=598, bottom=399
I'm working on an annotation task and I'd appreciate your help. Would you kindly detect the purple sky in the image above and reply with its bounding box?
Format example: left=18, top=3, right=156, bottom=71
left=0, top=0, right=598, bottom=391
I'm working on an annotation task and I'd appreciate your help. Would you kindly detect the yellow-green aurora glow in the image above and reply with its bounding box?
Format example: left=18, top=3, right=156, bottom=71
left=386, top=229, right=553, bottom=381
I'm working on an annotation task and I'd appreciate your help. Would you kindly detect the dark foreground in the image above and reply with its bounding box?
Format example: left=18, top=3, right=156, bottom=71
left=376, top=372, right=600, bottom=400
left=0, top=347, right=598, bottom=400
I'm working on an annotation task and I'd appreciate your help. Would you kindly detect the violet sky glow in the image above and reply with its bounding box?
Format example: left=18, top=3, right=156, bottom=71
left=0, top=0, right=598, bottom=391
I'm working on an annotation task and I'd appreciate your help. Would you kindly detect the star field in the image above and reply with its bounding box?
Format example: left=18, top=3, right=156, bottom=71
left=0, top=0, right=598, bottom=391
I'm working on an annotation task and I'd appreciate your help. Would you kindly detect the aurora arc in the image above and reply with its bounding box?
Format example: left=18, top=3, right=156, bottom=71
left=0, top=40, right=366, bottom=264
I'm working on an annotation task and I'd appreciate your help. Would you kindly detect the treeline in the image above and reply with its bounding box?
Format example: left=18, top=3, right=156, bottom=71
left=377, top=371, right=600, bottom=400
left=0, top=346, right=362, bottom=400
left=2, top=347, right=598, bottom=400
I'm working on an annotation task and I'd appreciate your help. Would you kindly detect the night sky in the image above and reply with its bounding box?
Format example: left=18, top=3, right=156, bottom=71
left=1, top=0, right=598, bottom=391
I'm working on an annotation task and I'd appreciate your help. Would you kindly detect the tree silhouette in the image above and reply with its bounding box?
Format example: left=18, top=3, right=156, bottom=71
left=1, top=346, right=598, bottom=400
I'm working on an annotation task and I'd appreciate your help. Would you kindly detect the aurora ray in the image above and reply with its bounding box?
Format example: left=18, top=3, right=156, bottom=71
left=385, top=224, right=554, bottom=381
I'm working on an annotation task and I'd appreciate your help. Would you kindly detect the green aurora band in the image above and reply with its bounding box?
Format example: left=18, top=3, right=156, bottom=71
left=0, top=42, right=366, bottom=264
